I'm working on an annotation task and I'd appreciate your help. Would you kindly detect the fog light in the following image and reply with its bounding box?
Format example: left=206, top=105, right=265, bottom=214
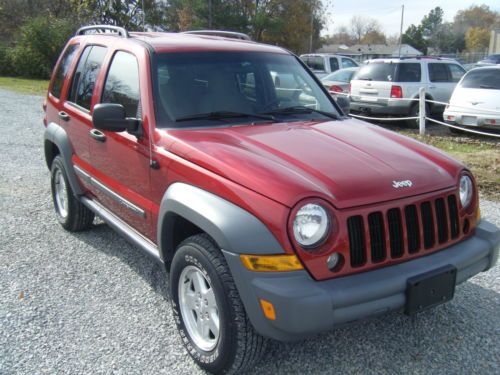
left=326, top=252, right=342, bottom=271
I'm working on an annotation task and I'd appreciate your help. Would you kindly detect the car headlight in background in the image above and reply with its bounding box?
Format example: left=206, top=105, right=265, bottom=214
left=293, top=203, right=330, bottom=248
left=459, top=175, right=473, bottom=209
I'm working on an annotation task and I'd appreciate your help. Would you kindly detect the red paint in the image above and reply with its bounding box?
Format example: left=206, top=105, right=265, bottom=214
left=390, top=85, right=403, bottom=98
left=45, top=32, right=477, bottom=280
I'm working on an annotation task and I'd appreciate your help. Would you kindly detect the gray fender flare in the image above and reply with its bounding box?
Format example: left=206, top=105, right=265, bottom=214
left=157, top=182, right=285, bottom=260
left=44, top=122, right=83, bottom=195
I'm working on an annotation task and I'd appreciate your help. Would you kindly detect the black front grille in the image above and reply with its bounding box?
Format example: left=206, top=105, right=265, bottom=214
left=348, top=194, right=460, bottom=268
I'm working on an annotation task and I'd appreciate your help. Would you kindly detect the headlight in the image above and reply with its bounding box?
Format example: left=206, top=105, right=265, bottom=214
left=459, top=175, right=473, bottom=208
left=293, top=203, right=330, bottom=248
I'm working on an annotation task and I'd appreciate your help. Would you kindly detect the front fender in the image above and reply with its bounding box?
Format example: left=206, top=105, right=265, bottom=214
left=157, top=182, right=284, bottom=260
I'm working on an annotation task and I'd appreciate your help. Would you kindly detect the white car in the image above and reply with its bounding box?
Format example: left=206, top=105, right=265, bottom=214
left=444, top=66, right=500, bottom=132
left=300, top=54, right=358, bottom=78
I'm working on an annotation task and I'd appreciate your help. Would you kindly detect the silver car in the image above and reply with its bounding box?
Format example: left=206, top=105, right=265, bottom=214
left=349, top=57, right=466, bottom=127
left=320, top=67, right=358, bottom=95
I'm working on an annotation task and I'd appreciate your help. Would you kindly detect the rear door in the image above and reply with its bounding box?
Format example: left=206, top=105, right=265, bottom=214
left=427, top=62, right=465, bottom=103
left=350, top=62, right=395, bottom=102
left=63, top=44, right=108, bottom=173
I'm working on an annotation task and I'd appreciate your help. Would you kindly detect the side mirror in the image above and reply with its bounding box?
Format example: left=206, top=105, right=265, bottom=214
left=92, top=103, right=140, bottom=135
left=335, top=95, right=350, bottom=115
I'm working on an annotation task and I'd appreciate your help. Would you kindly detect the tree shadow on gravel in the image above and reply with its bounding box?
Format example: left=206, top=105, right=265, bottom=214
left=72, top=221, right=499, bottom=374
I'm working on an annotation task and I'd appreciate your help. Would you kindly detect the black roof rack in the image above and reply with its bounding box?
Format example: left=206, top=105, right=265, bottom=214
left=76, top=25, right=129, bottom=38
left=182, top=30, right=251, bottom=41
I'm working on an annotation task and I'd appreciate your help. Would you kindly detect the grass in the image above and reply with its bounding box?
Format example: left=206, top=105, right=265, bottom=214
left=0, top=76, right=49, bottom=96
left=406, top=133, right=500, bottom=201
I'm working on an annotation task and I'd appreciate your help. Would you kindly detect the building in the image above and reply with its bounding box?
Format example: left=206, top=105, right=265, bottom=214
left=489, top=29, right=500, bottom=54
left=317, top=43, right=422, bottom=62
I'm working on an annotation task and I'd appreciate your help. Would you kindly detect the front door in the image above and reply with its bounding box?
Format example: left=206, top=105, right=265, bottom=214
left=88, top=50, right=153, bottom=239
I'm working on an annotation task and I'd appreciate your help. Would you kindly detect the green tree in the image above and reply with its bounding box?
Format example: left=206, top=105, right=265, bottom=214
left=402, top=24, right=427, bottom=54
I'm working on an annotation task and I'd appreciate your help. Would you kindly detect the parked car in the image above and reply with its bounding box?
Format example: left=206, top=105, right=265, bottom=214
left=300, top=53, right=358, bottom=78
left=477, top=54, right=500, bottom=66
left=320, top=67, right=358, bottom=94
left=44, top=25, right=499, bottom=374
left=444, top=66, right=500, bottom=133
left=349, top=57, right=466, bottom=127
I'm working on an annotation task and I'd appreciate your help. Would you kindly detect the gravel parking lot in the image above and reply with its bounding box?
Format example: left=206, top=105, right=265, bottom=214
left=1, top=88, right=499, bottom=375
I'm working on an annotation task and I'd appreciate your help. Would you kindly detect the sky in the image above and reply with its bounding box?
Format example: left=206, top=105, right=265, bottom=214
left=322, top=0, right=500, bottom=37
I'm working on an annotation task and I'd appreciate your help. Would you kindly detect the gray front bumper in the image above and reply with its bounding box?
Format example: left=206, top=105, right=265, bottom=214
left=223, top=220, right=499, bottom=342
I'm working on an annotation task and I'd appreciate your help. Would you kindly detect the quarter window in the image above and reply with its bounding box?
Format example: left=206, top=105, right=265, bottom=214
left=102, top=51, right=140, bottom=118
left=68, top=45, right=107, bottom=110
left=50, top=44, right=79, bottom=98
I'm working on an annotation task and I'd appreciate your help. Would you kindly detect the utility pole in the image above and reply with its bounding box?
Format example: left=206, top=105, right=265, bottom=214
left=208, top=0, right=212, bottom=29
left=398, top=4, right=405, bottom=57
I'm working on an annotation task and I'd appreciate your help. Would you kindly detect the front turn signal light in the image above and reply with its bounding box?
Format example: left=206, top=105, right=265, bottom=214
left=240, top=254, right=303, bottom=272
left=260, top=299, right=276, bottom=320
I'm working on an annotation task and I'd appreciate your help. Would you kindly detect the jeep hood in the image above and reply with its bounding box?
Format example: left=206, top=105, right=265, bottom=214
left=162, top=119, right=463, bottom=209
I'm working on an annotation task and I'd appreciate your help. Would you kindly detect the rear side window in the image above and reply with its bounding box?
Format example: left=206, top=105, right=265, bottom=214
left=50, top=44, right=79, bottom=98
left=329, top=57, right=339, bottom=71
left=102, top=51, right=140, bottom=117
left=428, top=63, right=449, bottom=82
left=396, top=63, right=421, bottom=82
left=68, top=45, right=107, bottom=110
left=341, top=58, right=357, bottom=68
left=460, top=69, right=500, bottom=90
left=354, top=63, right=396, bottom=82
left=304, top=56, right=325, bottom=71
left=447, top=64, right=465, bottom=83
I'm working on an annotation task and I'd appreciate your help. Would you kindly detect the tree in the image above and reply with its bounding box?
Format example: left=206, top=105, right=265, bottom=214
left=454, top=4, right=499, bottom=33
left=465, top=27, right=491, bottom=51
left=349, top=16, right=382, bottom=44
left=361, top=30, right=386, bottom=44
left=402, top=24, right=427, bottom=54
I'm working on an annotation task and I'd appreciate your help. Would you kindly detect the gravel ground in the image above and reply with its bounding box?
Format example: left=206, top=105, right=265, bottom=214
left=0, top=88, right=499, bottom=375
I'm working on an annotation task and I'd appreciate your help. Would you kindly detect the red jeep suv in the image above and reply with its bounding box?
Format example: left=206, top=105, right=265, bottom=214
left=43, top=25, right=500, bottom=374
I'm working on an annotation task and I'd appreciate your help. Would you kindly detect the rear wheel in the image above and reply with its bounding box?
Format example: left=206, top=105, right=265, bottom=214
left=50, top=155, right=94, bottom=231
left=407, top=103, right=430, bottom=129
left=170, top=234, right=267, bottom=374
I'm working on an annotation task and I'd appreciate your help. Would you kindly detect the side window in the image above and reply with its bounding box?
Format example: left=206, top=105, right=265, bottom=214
left=309, top=56, right=325, bottom=71
left=102, top=51, right=140, bottom=118
left=329, top=58, right=339, bottom=71
left=51, top=44, right=79, bottom=98
left=428, top=63, right=449, bottom=83
left=447, top=64, right=465, bottom=83
left=341, top=58, right=357, bottom=68
left=397, top=63, right=421, bottom=82
left=68, top=45, right=107, bottom=110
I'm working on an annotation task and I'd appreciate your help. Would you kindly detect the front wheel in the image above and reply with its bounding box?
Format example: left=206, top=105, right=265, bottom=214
left=170, top=234, right=267, bottom=374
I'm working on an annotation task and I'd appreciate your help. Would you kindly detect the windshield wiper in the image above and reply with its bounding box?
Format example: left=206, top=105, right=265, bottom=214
left=175, top=111, right=276, bottom=123
left=260, top=106, right=339, bottom=120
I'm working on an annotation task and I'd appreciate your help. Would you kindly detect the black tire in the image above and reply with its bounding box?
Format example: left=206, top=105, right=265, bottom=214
left=50, top=155, right=94, bottom=231
left=407, top=103, right=430, bottom=129
left=170, top=234, right=267, bottom=374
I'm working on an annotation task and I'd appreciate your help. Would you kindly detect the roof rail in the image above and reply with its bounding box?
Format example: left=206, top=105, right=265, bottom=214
left=182, top=30, right=251, bottom=41
left=76, top=25, right=129, bottom=38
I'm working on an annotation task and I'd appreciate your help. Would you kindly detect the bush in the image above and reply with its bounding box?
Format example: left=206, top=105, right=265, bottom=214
left=0, top=44, right=15, bottom=76
left=9, top=16, right=75, bottom=79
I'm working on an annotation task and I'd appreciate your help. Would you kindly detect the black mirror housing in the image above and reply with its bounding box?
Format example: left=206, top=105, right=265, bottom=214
left=335, top=96, right=350, bottom=115
left=92, top=103, right=140, bottom=136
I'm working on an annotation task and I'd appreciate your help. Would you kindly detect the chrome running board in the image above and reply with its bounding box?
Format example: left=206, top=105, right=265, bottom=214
left=81, top=196, right=162, bottom=263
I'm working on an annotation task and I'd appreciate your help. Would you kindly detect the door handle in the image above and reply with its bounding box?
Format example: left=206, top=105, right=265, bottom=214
left=89, top=128, right=106, bottom=142
left=428, top=85, right=436, bottom=89
left=58, top=111, right=70, bottom=121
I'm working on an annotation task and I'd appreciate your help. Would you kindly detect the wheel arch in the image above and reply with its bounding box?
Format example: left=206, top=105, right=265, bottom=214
left=157, top=183, right=284, bottom=263
left=44, top=122, right=83, bottom=196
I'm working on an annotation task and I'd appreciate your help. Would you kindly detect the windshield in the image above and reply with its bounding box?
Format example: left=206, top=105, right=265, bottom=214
left=154, top=51, right=338, bottom=127
left=322, top=69, right=356, bottom=82
left=353, top=63, right=396, bottom=82
left=460, top=69, right=500, bottom=90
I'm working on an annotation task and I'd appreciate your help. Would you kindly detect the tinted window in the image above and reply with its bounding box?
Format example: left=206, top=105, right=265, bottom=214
left=304, top=56, right=325, bottom=71
left=428, top=63, right=449, bottom=82
left=102, top=51, right=140, bottom=118
left=155, top=51, right=337, bottom=127
left=50, top=44, right=79, bottom=98
left=69, top=45, right=107, bottom=110
left=396, top=63, right=421, bottom=82
left=329, top=57, right=339, bottom=71
left=460, top=69, right=500, bottom=90
left=341, top=58, right=357, bottom=68
left=447, top=64, right=465, bottom=83
left=354, top=63, right=396, bottom=82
